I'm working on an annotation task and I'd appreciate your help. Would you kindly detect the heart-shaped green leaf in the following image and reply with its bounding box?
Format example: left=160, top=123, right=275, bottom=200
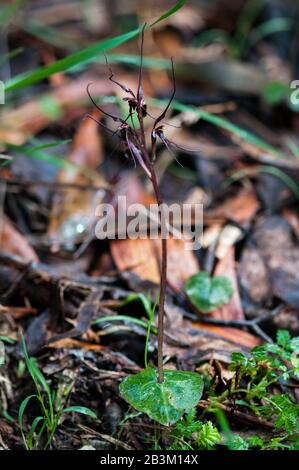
left=185, top=271, right=233, bottom=314
left=119, top=367, right=203, bottom=426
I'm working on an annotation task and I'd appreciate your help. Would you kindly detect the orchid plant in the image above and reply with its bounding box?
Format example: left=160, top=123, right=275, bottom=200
left=87, top=24, right=203, bottom=426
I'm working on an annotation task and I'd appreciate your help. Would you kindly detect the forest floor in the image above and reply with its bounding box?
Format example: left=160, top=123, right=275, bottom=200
left=0, top=0, right=299, bottom=450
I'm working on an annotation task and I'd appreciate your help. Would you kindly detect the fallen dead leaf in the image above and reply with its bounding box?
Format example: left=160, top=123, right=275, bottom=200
left=206, top=187, right=259, bottom=225
left=212, top=246, right=244, bottom=320
left=215, top=224, right=242, bottom=259
left=111, top=236, right=199, bottom=290
left=48, top=338, right=104, bottom=350
left=110, top=174, right=199, bottom=289
left=47, top=111, right=106, bottom=249
left=0, top=77, right=114, bottom=145
left=191, top=322, right=260, bottom=348
left=0, top=216, right=39, bottom=262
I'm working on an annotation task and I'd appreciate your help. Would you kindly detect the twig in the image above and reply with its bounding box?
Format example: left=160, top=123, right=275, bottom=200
left=3, top=178, right=108, bottom=192
left=78, top=424, right=134, bottom=450
left=195, top=305, right=283, bottom=342
left=199, top=399, right=275, bottom=429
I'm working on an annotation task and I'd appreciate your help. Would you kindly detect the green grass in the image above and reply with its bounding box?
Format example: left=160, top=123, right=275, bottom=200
left=129, top=330, right=299, bottom=450
left=226, top=165, right=299, bottom=199
left=93, top=292, right=158, bottom=368
left=151, top=0, right=187, bottom=27
left=0, top=0, right=24, bottom=29
left=18, top=336, right=97, bottom=450
left=5, top=27, right=141, bottom=92
left=8, top=141, right=104, bottom=181
left=3, top=0, right=188, bottom=94
left=193, top=0, right=293, bottom=60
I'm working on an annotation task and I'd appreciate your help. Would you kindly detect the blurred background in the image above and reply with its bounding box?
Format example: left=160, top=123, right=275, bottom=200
left=1, top=0, right=299, bottom=324
left=1, top=1, right=299, bottom=451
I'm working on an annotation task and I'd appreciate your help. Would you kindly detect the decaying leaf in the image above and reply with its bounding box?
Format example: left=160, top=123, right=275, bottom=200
left=0, top=78, right=114, bottom=145
left=47, top=112, right=106, bottom=250
left=111, top=236, right=199, bottom=290
left=212, top=247, right=244, bottom=320
left=240, top=216, right=299, bottom=309
left=47, top=338, right=104, bottom=350
left=206, top=188, right=259, bottom=226
left=191, top=322, right=260, bottom=349
left=0, top=216, right=38, bottom=262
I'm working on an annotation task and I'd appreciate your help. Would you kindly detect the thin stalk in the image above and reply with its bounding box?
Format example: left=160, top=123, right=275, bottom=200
left=149, top=167, right=167, bottom=384
left=144, top=297, right=158, bottom=368
left=137, top=104, right=167, bottom=384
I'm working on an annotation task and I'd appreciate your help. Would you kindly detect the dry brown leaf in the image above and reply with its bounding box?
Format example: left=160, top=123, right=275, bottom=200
left=161, top=238, right=199, bottom=290
left=0, top=216, right=39, bottom=262
left=212, top=246, right=244, bottom=320
left=192, top=322, right=260, bottom=348
left=0, top=305, right=37, bottom=319
left=111, top=236, right=199, bottom=290
left=111, top=237, right=160, bottom=284
left=206, top=187, right=259, bottom=225
left=47, top=112, right=105, bottom=247
left=48, top=338, right=104, bottom=350
left=110, top=173, right=199, bottom=288
left=0, top=78, right=114, bottom=145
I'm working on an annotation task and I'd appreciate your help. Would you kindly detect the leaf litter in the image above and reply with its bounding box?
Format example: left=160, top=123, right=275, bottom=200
left=0, top=0, right=299, bottom=451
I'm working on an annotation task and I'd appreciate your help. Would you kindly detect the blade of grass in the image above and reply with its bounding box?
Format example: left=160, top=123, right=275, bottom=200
left=9, top=144, right=73, bottom=170
left=193, top=29, right=230, bottom=48
left=8, top=143, right=102, bottom=182
left=248, top=18, right=293, bottom=48
left=28, top=416, right=44, bottom=449
left=21, top=336, right=52, bottom=424
left=0, top=157, right=13, bottom=168
left=144, top=295, right=159, bottom=368
left=64, top=406, right=97, bottom=419
left=151, top=0, right=187, bottom=27
left=234, top=0, right=266, bottom=44
left=286, top=139, right=299, bottom=159
left=28, top=138, right=72, bottom=151
left=120, top=293, right=153, bottom=319
left=225, top=165, right=299, bottom=199
left=5, top=27, right=141, bottom=92
left=93, top=314, right=157, bottom=333
left=0, top=47, right=23, bottom=67
left=0, top=0, right=24, bottom=29
left=18, top=394, right=39, bottom=450
left=152, top=98, right=286, bottom=158
left=103, top=53, right=169, bottom=69
left=0, top=335, right=16, bottom=344
left=230, top=0, right=266, bottom=58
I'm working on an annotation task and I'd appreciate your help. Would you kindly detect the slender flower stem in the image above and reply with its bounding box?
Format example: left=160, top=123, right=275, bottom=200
left=149, top=166, right=167, bottom=384
left=137, top=107, right=167, bottom=384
